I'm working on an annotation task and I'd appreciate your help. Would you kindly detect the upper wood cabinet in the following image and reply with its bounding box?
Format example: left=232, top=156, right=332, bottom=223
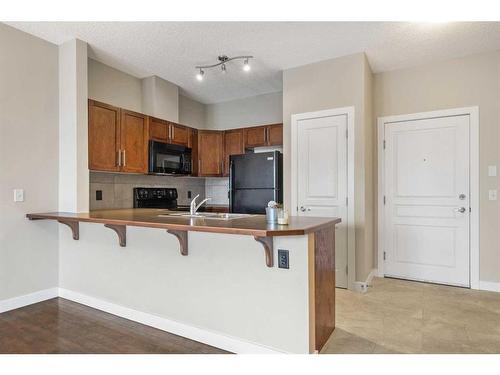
left=223, top=129, right=245, bottom=177
left=244, top=126, right=268, bottom=148
left=149, top=118, right=191, bottom=148
left=267, top=124, right=283, bottom=146
left=170, top=123, right=190, bottom=147
left=196, top=130, right=224, bottom=177
left=120, top=109, right=149, bottom=173
left=88, top=100, right=121, bottom=172
left=149, top=117, right=169, bottom=142
left=244, top=123, right=283, bottom=148
left=88, top=100, right=148, bottom=174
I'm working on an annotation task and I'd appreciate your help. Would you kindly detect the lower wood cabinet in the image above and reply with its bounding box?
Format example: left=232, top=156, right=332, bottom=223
left=196, top=130, right=224, bottom=177
left=223, top=129, right=245, bottom=176
left=88, top=100, right=148, bottom=173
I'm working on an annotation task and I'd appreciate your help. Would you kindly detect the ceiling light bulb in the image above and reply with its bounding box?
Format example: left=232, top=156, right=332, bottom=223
left=221, top=63, right=226, bottom=73
left=196, top=69, right=204, bottom=81
left=243, top=59, right=251, bottom=72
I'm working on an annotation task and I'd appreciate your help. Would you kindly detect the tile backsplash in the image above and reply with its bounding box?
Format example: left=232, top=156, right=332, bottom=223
left=90, top=172, right=207, bottom=210
left=205, top=177, right=230, bottom=205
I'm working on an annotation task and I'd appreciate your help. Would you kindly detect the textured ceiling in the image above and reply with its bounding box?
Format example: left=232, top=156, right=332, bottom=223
left=6, top=22, right=500, bottom=104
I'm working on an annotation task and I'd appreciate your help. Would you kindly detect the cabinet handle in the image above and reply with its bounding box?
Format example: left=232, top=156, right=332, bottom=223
left=171, top=125, right=174, bottom=140
left=198, top=159, right=201, bottom=175
left=265, top=127, right=269, bottom=144
left=123, top=150, right=126, bottom=167
left=221, top=160, right=224, bottom=174
left=117, top=150, right=122, bottom=166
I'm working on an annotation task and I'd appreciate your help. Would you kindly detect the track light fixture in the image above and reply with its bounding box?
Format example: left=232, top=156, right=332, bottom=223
left=195, top=55, right=253, bottom=81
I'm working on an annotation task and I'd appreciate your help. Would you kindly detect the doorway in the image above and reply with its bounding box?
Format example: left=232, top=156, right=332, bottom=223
left=291, top=107, right=355, bottom=289
left=377, top=107, right=479, bottom=288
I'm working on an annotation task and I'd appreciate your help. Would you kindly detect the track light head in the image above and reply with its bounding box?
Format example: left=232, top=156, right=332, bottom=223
left=243, top=59, right=251, bottom=72
left=196, top=69, right=204, bottom=81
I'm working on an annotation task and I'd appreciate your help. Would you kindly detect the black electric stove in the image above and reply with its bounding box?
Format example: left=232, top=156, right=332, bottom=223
left=133, top=187, right=178, bottom=209
left=133, top=187, right=203, bottom=212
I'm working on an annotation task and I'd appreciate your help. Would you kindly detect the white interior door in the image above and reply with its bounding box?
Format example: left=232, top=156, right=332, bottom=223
left=296, top=114, right=348, bottom=288
left=384, top=115, right=470, bottom=287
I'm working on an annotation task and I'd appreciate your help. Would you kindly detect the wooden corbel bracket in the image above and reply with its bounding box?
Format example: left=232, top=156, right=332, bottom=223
left=57, top=219, right=79, bottom=240
left=167, top=229, right=188, bottom=256
left=104, top=224, right=127, bottom=247
left=254, top=236, right=274, bottom=267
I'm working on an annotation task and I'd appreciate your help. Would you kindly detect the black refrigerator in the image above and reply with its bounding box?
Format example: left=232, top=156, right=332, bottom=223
left=229, top=151, right=283, bottom=214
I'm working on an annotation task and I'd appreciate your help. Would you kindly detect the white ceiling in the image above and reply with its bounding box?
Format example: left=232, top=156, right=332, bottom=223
left=6, top=22, right=500, bottom=104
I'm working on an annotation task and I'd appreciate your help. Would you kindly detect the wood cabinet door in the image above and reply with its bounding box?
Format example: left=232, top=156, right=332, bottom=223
left=198, top=130, right=223, bottom=176
left=267, top=123, right=283, bottom=146
left=244, top=126, right=268, bottom=148
left=170, top=123, right=190, bottom=147
left=88, top=100, right=121, bottom=172
left=120, top=110, right=149, bottom=173
left=223, top=129, right=245, bottom=176
left=149, top=117, right=169, bottom=142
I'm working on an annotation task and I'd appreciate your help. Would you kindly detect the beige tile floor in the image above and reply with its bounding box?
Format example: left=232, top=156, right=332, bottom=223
left=322, top=277, right=500, bottom=354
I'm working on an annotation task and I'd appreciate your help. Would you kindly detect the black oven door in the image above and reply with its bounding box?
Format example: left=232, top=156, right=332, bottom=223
left=149, top=141, right=192, bottom=175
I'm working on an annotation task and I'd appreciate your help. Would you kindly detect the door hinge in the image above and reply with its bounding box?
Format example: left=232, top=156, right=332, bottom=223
left=383, top=195, right=386, bottom=205
left=383, top=140, right=386, bottom=149
left=296, top=206, right=298, bottom=212
left=469, top=207, right=472, bottom=213
left=346, top=265, right=348, bottom=275
left=383, top=251, right=386, bottom=261
left=346, top=129, right=348, bottom=139
left=346, top=197, right=348, bottom=205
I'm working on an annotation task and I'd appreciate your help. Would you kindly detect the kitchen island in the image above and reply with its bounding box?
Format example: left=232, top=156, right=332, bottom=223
left=27, top=209, right=340, bottom=353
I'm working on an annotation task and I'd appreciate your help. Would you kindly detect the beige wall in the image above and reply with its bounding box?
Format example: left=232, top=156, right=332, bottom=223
left=283, top=53, right=374, bottom=281
left=88, top=58, right=143, bottom=112
left=142, top=75, right=179, bottom=122
left=374, top=50, right=500, bottom=284
left=0, top=24, right=59, bottom=300
left=205, top=91, right=283, bottom=129
left=179, top=94, right=206, bottom=129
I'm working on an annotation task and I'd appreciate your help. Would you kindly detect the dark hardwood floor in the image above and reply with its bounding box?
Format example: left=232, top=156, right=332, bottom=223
left=0, top=298, right=229, bottom=354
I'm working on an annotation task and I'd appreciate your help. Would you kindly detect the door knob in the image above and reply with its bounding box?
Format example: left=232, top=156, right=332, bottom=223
left=300, top=206, right=306, bottom=212
left=459, top=194, right=466, bottom=200
left=455, top=207, right=466, bottom=213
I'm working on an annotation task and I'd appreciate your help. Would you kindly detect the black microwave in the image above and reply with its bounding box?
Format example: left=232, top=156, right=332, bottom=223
left=148, top=140, right=192, bottom=175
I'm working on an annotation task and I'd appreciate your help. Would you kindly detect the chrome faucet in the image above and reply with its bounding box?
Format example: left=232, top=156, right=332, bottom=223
left=190, top=194, right=211, bottom=215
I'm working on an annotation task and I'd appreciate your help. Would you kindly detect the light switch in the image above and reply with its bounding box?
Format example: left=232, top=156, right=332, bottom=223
left=489, top=189, right=497, bottom=201
left=488, top=165, right=497, bottom=177
left=14, top=189, right=24, bottom=202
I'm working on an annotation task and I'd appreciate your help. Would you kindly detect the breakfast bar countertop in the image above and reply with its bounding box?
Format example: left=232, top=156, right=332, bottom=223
left=26, top=208, right=341, bottom=237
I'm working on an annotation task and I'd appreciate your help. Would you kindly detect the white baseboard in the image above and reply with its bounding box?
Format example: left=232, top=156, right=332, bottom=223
left=479, top=281, right=500, bottom=293
left=352, top=269, right=378, bottom=293
left=0, top=287, right=59, bottom=313
left=58, top=288, right=284, bottom=354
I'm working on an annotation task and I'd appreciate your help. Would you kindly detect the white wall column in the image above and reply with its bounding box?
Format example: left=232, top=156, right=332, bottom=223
left=58, top=39, right=89, bottom=212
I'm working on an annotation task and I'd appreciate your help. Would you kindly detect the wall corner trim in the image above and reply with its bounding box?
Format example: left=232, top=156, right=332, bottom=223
left=0, top=287, right=59, bottom=314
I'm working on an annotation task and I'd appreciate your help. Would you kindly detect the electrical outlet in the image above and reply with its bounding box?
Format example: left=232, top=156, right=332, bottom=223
left=489, top=165, right=497, bottom=177
left=489, top=189, right=497, bottom=201
left=278, top=249, right=289, bottom=269
left=96, top=190, right=103, bottom=201
left=13, top=189, right=24, bottom=202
